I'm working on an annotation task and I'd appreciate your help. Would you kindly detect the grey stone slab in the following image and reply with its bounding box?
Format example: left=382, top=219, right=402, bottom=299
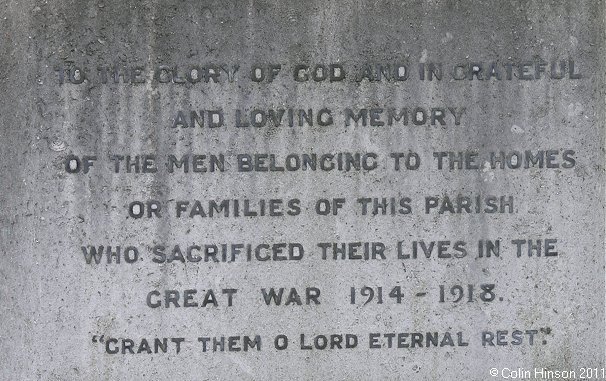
left=0, top=0, right=604, bottom=380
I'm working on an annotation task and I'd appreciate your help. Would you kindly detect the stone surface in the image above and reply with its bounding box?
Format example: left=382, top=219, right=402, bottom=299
left=0, top=1, right=604, bottom=380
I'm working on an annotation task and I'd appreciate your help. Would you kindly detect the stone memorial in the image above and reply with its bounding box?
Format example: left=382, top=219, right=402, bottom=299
left=0, top=0, right=604, bottom=379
